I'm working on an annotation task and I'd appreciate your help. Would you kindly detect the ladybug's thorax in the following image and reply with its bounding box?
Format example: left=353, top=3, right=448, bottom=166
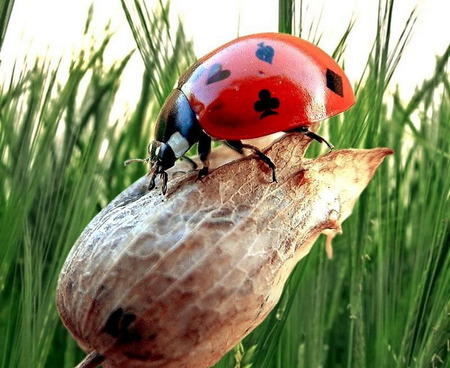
left=154, top=89, right=202, bottom=169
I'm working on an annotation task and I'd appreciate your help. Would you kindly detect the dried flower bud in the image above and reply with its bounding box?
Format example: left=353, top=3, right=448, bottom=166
left=57, top=133, right=392, bottom=368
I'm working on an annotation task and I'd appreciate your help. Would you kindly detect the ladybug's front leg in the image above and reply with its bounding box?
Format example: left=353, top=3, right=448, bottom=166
left=197, top=132, right=212, bottom=180
left=148, top=164, right=169, bottom=194
left=225, top=140, right=277, bottom=183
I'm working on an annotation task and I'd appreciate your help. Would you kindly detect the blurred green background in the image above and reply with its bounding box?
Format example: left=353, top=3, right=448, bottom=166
left=0, top=0, right=449, bottom=367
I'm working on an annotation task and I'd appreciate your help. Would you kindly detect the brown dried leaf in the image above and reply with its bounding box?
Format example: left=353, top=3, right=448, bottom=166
left=57, top=133, right=392, bottom=368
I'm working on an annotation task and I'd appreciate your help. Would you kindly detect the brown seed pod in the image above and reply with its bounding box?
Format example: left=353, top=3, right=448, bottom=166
left=57, top=133, right=392, bottom=368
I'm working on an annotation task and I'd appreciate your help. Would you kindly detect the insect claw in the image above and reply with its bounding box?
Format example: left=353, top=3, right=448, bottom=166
left=148, top=171, right=157, bottom=191
left=197, top=166, right=209, bottom=181
left=324, top=139, right=334, bottom=152
left=146, top=165, right=168, bottom=194
left=161, top=172, right=168, bottom=194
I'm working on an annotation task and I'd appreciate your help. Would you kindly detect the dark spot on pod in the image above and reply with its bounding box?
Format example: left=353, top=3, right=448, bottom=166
left=102, top=308, right=141, bottom=342
left=121, top=330, right=143, bottom=343
left=102, top=308, right=124, bottom=337
left=68, top=281, right=74, bottom=291
left=121, top=312, right=136, bottom=330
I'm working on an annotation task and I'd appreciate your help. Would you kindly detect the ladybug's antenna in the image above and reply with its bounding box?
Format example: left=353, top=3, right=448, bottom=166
left=124, top=142, right=158, bottom=166
left=124, top=157, right=150, bottom=166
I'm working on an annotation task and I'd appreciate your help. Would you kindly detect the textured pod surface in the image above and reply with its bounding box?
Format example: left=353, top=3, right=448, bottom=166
left=57, top=133, right=392, bottom=368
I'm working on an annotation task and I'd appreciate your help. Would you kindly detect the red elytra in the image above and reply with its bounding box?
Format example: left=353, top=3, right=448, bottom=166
left=179, top=32, right=355, bottom=140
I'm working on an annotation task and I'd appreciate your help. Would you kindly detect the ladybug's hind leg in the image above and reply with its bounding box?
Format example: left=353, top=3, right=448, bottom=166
left=287, top=127, right=334, bottom=151
left=197, top=132, right=212, bottom=180
left=225, top=140, right=277, bottom=183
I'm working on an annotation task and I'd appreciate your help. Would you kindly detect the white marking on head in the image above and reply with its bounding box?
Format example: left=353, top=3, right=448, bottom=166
left=147, top=141, right=162, bottom=164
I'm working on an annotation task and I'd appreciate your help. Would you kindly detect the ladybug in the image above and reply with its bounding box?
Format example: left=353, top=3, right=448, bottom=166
left=126, top=33, right=355, bottom=193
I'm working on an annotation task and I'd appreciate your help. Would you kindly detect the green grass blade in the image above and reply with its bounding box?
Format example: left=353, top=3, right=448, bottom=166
left=0, top=0, right=15, bottom=52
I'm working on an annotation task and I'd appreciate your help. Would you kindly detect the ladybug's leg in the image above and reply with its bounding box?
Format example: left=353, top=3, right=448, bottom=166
left=287, top=127, right=334, bottom=151
left=197, top=132, right=212, bottom=180
left=225, top=140, right=277, bottom=183
left=148, top=164, right=169, bottom=194
left=181, top=155, right=198, bottom=170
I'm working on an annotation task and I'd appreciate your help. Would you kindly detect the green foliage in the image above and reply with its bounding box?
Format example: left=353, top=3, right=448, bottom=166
left=121, top=0, right=196, bottom=105
left=0, top=0, right=448, bottom=368
left=0, top=0, right=15, bottom=52
left=0, top=18, right=133, bottom=367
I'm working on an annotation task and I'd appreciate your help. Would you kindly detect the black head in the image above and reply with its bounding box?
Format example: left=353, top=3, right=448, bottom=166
left=122, top=141, right=174, bottom=193
left=124, top=89, right=200, bottom=194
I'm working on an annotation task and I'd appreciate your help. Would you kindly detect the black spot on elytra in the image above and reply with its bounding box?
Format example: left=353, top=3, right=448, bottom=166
left=254, top=89, right=280, bottom=118
left=206, top=63, right=231, bottom=84
left=326, top=68, right=344, bottom=97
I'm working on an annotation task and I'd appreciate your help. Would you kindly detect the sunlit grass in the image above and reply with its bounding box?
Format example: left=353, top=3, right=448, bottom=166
left=0, top=1, right=449, bottom=368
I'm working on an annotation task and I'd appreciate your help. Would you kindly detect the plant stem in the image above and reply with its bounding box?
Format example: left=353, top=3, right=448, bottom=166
left=75, top=351, right=105, bottom=368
